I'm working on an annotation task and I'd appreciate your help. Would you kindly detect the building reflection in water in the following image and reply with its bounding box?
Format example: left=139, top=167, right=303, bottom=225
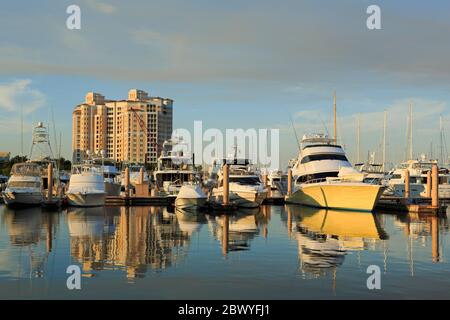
left=67, top=206, right=190, bottom=279
left=288, top=205, right=388, bottom=280
left=2, top=207, right=59, bottom=278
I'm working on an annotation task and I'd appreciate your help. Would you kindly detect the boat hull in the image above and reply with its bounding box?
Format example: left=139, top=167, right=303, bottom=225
left=286, top=183, right=383, bottom=212
left=213, top=189, right=268, bottom=208
left=175, top=197, right=207, bottom=210
left=2, top=191, right=42, bottom=207
left=66, top=192, right=106, bottom=207
left=105, top=182, right=121, bottom=197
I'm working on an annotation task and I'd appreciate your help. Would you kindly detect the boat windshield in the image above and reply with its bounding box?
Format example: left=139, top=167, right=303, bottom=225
left=229, top=176, right=261, bottom=185
left=8, top=181, right=41, bottom=188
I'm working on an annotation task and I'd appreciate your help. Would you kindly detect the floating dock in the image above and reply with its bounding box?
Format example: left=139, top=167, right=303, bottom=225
left=376, top=196, right=447, bottom=215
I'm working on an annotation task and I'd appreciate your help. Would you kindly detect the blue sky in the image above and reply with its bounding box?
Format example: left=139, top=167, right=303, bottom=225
left=1, top=0, right=450, bottom=166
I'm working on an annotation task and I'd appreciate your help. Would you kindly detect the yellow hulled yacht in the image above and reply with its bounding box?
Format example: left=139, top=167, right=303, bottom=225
left=285, top=134, right=384, bottom=211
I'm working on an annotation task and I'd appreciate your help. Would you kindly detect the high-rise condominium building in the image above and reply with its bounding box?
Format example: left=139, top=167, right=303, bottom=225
left=72, top=89, right=173, bottom=165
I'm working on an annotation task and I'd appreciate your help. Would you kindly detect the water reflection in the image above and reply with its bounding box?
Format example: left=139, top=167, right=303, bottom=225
left=1, top=207, right=59, bottom=278
left=214, top=208, right=265, bottom=255
left=0, top=204, right=448, bottom=298
left=67, top=206, right=189, bottom=278
left=288, top=206, right=388, bottom=278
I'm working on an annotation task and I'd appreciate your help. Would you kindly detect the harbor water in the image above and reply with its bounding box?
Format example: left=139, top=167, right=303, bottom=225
left=0, top=204, right=448, bottom=299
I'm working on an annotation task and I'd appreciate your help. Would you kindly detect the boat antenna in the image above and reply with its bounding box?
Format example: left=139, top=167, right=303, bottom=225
left=289, top=114, right=301, bottom=151
left=382, top=110, right=387, bottom=172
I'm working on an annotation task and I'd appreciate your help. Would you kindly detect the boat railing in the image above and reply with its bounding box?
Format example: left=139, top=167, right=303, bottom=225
left=300, top=176, right=380, bottom=185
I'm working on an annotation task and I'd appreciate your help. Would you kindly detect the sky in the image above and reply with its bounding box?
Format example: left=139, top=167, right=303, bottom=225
left=1, top=0, right=450, bottom=168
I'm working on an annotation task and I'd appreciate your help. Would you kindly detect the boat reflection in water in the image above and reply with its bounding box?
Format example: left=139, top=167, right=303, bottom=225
left=213, top=208, right=266, bottom=255
left=67, top=206, right=189, bottom=279
left=2, top=207, right=58, bottom=278
left=287, top=205, right=388, bottom=278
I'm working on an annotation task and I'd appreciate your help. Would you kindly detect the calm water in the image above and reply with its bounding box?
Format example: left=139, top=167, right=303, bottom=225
left=0, top=204, right=449, bottom=299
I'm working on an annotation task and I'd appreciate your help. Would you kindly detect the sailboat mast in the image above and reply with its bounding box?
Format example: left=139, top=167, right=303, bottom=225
left=333, top=91, right=337, bottom=143
left=382, top=110, right=387, bottom=172
left=409, top=102, right=413, bottom=160
left=440, top=115, right=443, bottom=164
left=356, top=115, right=361, bottom=163
left=20, top=106, right=24, bottom=157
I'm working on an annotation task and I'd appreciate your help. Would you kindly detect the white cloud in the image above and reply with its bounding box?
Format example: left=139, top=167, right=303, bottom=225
left=84, top=0, right=117, bottom=14
left=0, top=79, right=46, bottom=114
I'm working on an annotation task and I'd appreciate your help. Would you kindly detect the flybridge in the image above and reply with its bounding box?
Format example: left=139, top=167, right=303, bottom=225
left=301, top=133, right=335, bottom=144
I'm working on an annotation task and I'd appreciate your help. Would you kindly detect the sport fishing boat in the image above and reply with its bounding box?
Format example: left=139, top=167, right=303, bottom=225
left=66, top=159, right=106, bottom=207
left=2, top=162, right=43, bottom=207
left=211, top=157, right=268, bottom=208
left=387, top=157, right=450, bottom=198
left=154, top=138, right=197, bottom=198
left=285, top=134, right=384, bottom=211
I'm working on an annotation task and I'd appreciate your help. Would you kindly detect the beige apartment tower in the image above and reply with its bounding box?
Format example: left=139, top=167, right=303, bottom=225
left=72, top=89, right=173, bottom=165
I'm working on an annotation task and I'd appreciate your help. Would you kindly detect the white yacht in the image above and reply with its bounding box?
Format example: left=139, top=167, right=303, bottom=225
left=154, top=139, right=197, bottom=198
left=267, top=169, right=288, bottom=196
left=286, top=134, right=384, bottom=212
left=387, top=157, right=450, bottom=198
left=2, top=162, right=43, bottom=207
left=175, top=184, right=207, bottom=210
left=211, top=158, right=268, bottom=208
left=66, top=160, right=106, bottom=207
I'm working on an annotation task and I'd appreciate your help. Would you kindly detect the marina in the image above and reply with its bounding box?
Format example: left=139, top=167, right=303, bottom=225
left=1, top=1, right=450, bottom=303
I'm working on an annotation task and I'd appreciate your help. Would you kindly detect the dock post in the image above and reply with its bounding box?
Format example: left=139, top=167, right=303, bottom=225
left=223, top=164, right=229, bottom=206
left=47, top=163, right=53, bottom=203
left=431, top=216, right=440, bottom=262
left=404, top=169, right=410, bottom=199
left=287, top=168, right=292, bottom=196
left=431, top=164, right=439, bottom=208
left=139, top=167, right=144, bottom=184
left=125, top=167, right=130, bottom=197
left=426, top=170, right=432, bottom=198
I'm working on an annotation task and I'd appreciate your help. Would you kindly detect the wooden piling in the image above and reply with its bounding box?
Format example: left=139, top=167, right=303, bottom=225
left=287, top=205, right=292, bottom=239
left=404, top=169, right=410, bottom=199
left=125, top=167, right=130, bottom=197
left=432, top=164, right=439, bottom=208
left=223, top=164, right=229, bottom=206
left=287, top=168, right=292, bottom=196
left=426, top=170, right=432, bottom=198
left=47, top=163, right=53, bottom=202
left=139, top=167, right=144, bottom=184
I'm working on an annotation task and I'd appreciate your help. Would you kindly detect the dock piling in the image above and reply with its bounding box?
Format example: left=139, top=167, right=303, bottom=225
left=432, top=164, right=439, bottom=208
left=404, top=169, right=410, bottom=199
left=125, top=167, right=130, bottom=197
left=223, top=163, right=229, bottom=206
left=47, top=163, right=53, bottom=202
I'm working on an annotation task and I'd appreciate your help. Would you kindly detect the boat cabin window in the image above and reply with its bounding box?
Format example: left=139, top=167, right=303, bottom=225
left=300, top=154, right=348, bottom=164
left=8, top=181, right=41, bottom=188
left=228, top=176, right=261, bottom=185
left=296, top=172, right=339, bottom=184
